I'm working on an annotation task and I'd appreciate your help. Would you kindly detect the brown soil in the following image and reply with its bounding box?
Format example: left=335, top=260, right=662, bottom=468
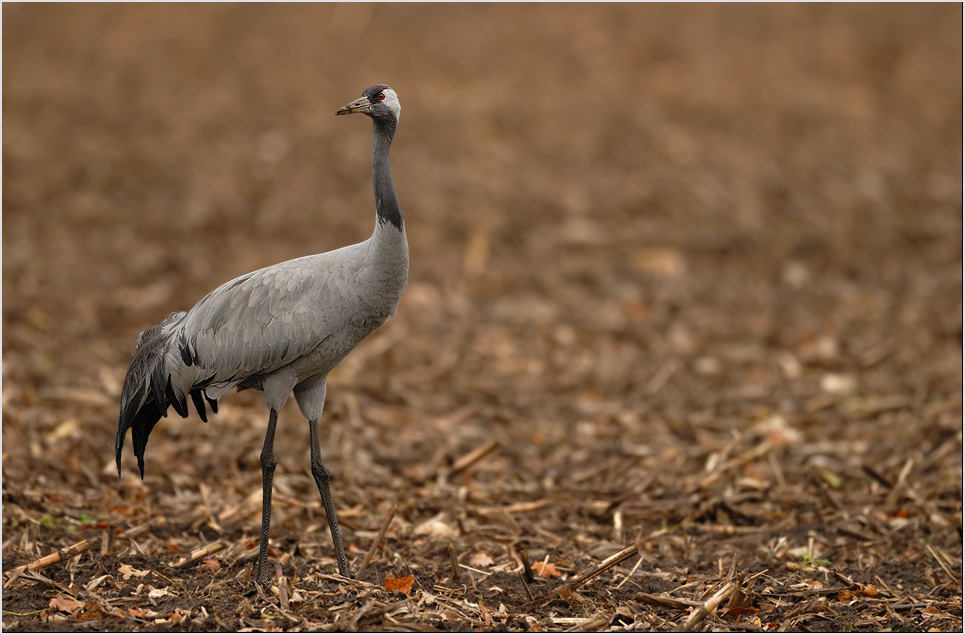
left=2, top=4, right=962, bottom=632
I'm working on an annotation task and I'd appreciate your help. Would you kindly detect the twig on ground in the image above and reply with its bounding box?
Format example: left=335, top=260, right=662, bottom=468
left=459, top=563, right=494, bottom=577
left=614, top=555, right=644, bottom=589
left=836, top=524, right=877, bottom=542
left=565, top=614, right=613, bottom=632
left=120, top=523, right=152, bottom=541
left=475, top=500, right=553, bottom=515
left=830, top=568, right=856, bottom=588
left=638, top=592, right=699, bottom=610
left=317, top=571, right=370, bottom=588
left=129, top=538, right=147, bottom=557
left=276, top=572, right=290, bottom=612
left=518, top=548, right=536, bottom=584
left=448, top=440, right=499, bottom=477
left=357, top=503, right=397, bottom=579
left=519, top=570, right=535, bottom=603
left=645, top=358, right=678, bottom=395
left=168, top=541, right=224, bottom=568
left=199, top=483, right=224, bottom=534
left=884, top=457, right=914, bottom=507
left=547, top=542, right=640, bottom=599
left=347, top=598, right=411, bottom=631
left=926, top=544, right=962, bottom=590
left=874, top=574, right=902, bottom=599
left=862, top=463, right=893, bottom=488
left=101, top=524, right=116, bottom=557
left=12, top=569, right=78, bottom=596
left=448, top=543, right=461, bottom=582
left=3, top=539, right=90, bottom=587
left=675, top=581, right=738, bottom=632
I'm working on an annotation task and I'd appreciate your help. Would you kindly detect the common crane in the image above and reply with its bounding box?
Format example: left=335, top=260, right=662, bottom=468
left=115, top=85, right=408, bottom=583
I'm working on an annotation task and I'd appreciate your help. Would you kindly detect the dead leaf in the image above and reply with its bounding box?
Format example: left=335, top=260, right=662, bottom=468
left=118, top=563, right=150, bottom=580
left=77, top=602, right=108, bottom=621
left=557, top=586, right=586, bottom=602
left=631, top=247, right=686, bottom=278
left=413, top=513, right=456, bottom=539
left=46, top=419, right=79, bottom=443
left=614, top=605, right=634, bottom=624
left=820, top=373, right=857, bottom=395
left=531, top=561, right=561, bottom=577
left=722, top=606, right=761, bottom=619
left=148, top=586, right=169, bottom=599
left=203, top=558, right=221, bottom=569
left=754, top=414, right=803, bottom=445
left=78, top=521, right=111, bottom=531
left=384, top=574, right=415, bottom=595
left=480, top=601, right=492, bottom=627
left=468, top=551, right=495, bottom=567
left=49, top=594, right=84, bottom=614
left=858, top=584, right=878, bottom=597
left=128, top=607, right=150, bottom=618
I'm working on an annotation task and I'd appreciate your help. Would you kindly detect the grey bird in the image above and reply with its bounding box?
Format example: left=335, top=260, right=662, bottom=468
left=115, top=85, right=408, bottom=583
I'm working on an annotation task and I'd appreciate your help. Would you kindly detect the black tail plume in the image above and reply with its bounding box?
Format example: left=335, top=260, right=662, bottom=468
left=191, top=391, right=209, bottom=423
left=116, top=311, right=186, bottom=478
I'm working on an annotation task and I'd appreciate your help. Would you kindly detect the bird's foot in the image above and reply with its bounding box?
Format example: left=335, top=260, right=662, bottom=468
left=254, top=562, right=274, bottom=587
left=256, top=573, right=273, bottom=587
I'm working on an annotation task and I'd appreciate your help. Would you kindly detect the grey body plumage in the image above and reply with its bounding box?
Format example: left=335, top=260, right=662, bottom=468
left=116, top=85, right=407, bottom=582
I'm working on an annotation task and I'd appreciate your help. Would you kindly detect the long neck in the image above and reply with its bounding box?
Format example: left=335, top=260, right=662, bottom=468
left=371, top=117, right=403, bottom=231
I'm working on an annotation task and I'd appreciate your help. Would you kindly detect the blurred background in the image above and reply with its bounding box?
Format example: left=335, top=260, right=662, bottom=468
left=2, top=1, right=962, bottom=596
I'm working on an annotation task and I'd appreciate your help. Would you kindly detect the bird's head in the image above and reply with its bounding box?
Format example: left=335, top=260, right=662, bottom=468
left=336, top=85, right=401, bottom=121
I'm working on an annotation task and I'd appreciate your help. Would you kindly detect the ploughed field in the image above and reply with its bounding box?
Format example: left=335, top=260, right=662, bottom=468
left=2, top=4, right=962, bottom=632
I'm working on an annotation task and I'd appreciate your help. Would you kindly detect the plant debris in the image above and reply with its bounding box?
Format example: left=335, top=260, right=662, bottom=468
left=3, top=4, right=962, bottom=632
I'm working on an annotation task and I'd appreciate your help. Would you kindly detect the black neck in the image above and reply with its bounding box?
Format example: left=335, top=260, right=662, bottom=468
left=372, top=117, right=403, bottom=231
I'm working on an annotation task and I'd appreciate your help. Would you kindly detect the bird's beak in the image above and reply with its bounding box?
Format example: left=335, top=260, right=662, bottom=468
left=336, top=97, right=371, bottom=116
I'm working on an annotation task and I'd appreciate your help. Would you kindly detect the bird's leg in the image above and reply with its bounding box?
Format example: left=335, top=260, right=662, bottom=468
left=256, top=408, right=279, bottom=585
left=308, top=418, right=351, bottom=578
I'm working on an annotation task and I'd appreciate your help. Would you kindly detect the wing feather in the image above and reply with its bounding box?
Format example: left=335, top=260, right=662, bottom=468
left=177, top=250, right=360, bottom=383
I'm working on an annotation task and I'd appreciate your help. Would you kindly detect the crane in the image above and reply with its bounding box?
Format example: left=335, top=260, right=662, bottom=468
left=115, top=85, right=408, bottom=583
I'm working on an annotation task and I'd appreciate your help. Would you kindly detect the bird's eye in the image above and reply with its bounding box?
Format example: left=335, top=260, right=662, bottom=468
left=378, top=93, right=386, bottom=100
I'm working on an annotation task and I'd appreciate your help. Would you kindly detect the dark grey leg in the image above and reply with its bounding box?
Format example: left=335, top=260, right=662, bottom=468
left=256, top=408, right=279, bottom=585
left=309, top=418, right=350, bottom=577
